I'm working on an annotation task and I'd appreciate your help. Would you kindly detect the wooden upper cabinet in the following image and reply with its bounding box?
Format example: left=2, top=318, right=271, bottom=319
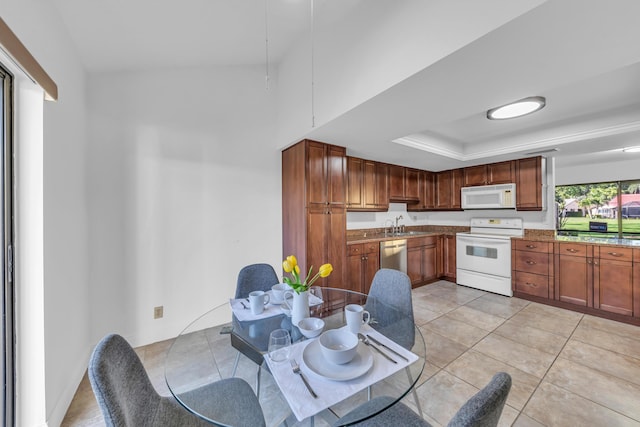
left=346, top=157, right=364, bottom=209
left=516, top=156, right=543, bottom=211
left=437, top=168, right=463, bottom=210
left=408, top=170, right=435, bottom=211
left=306, top=141, right=346, bottom=208
left=463, top=161, right=514, bottom=187
left=346, top=157, right=388, bottom=211
left=389, top=165, right=420, bottom=203
left=489, top=161, right=515, bottom=184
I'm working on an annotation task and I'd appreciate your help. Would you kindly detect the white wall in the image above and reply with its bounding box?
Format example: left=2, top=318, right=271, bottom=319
left=87, top=66, right=282, bottom=347
left=556, top=157, right=640, bottom=185
left=2, top=1, right=90, bottom=426
left=275, top=0, right=547, bottom=145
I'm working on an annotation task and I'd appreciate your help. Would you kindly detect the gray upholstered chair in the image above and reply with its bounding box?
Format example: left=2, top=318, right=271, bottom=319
left=89, top=333, right=265, bottom=427
left=333, top=372, right=512, bottom=427
left=231, top=263, right=280, bottom=394
left=234, top=263, right=280, bottom=299
left=364, top=268, right=421, bottom=416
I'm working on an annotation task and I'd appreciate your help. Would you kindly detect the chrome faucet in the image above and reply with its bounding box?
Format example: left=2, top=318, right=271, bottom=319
left=391, top=215, right=403, bottom=234
left=384, top=219, right=394, bottom=235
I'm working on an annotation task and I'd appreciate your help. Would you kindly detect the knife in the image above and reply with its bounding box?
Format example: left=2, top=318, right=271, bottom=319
left=366, top=334, right=409, bottom=362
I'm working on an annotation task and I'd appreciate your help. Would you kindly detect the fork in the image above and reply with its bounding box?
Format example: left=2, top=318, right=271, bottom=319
left=290, top=359, right=318, bottom=398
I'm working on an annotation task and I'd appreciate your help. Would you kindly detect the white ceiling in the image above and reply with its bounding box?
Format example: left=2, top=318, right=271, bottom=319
left=51, top=0, right=640, bottom=171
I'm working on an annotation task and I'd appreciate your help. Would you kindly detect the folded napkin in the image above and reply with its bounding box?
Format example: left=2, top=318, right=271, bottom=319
left=264, top=325, right=419, bottom=421
left=229, top=292, right=324, bottom=322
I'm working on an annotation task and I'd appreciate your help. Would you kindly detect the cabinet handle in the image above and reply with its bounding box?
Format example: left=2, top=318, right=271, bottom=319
left=607, top=252, right=623, bottom=257
left=593, top=261, right=599, bottom=265
left=525, top=244, right=537, bottom=249
left=525, top=282, right=538, bottom=288
left=566, top=248, right=578, bottom=253
left=587, top=259, right=592, bottom=264
left=526, top=260, right=537, bottom=265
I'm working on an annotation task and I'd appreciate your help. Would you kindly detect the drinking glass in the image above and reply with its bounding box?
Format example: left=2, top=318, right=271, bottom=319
left=268, top=329, right=291, bottom=363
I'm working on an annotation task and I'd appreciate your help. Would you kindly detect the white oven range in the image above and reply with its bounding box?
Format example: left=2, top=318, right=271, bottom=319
left=456, top=218, right=523, bottom=297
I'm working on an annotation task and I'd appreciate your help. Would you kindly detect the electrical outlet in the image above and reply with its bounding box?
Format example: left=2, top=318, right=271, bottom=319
left=154, top=306, right=163, bottom=319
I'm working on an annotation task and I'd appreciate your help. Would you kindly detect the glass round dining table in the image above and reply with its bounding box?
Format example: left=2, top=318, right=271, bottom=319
left=165, top=287, right=426, bottom=427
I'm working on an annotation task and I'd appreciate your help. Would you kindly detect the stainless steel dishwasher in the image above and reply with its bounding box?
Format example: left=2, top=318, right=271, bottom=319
left=379, top=239, right=407, bottom=273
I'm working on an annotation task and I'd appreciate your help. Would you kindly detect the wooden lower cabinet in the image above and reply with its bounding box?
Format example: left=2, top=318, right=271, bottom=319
left=442, top=234, right=456, bottom=280
left=407, top=236, right=438, bottom=287
left=555, top=251, right=591, bottom=306
left=512, top=239, right=553, bottom=298
left=346, top=242, right=379, bottom=294
left=594, top=247, right=634, bottom=316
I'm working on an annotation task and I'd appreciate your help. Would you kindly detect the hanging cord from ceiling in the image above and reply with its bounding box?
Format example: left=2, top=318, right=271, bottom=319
left=264, top=0, right=270, bottom=90
left=310, top=0, right=315, bottom=127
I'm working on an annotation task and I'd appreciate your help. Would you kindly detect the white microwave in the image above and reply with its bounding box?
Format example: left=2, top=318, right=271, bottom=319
left=461, top=183, right=516, bottom=209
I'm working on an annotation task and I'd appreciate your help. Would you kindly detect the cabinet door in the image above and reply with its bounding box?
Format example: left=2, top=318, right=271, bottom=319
left=516, top=156, right=542, bottom=211
left=594, top=258, right=634, bottom=316
left=555, top=255, right=590, bottom=306
left=346, top=157, right=363, bottom=209
left=463, top=165, right=487, bottom=186
left=405, top=168, right=421, bottom=200
left=306, top=208, right=328, bottom=276
left=363, top=249, right=379, bottom=295
left=488, top=161, right=514, bottom=184
left=327, top=207, right=346, bottom=289
left=423, top=244, right=438, bottom=282
left=327, top=144, right=346, bottom=206
left=306, top=142, right=327, bottom=207
left=443, top=235, right=457, bottom=279
left=635, top=259, right=640, bottom=318
left=375, top=162, right=389, bottom=210
left=389, top=165, right=405, bottom=200
left=407, top=246, right=423, bottom=286
left=451, top=169, right=463, bottom=209
left=435, top=171, right=452, bottom=209
left=346, top=249, right=364, bottom=294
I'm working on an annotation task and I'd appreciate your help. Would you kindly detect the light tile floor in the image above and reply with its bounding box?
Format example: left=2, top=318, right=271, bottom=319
left=62, top=281, right=640, bottom=426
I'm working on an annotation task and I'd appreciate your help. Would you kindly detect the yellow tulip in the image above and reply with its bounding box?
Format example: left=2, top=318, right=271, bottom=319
left=287, top=255, right=298, bottom=268
left=294, top=265, right=300, bottom=275
left=319, top=263, right=333, bottom=277
left=283, top=259, right=293, bottom=273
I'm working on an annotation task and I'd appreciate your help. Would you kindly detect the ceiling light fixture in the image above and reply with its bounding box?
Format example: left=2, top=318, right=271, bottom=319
left=487, top=96, right=546, bottom=120
left=622, top=146, right=640, bottom=153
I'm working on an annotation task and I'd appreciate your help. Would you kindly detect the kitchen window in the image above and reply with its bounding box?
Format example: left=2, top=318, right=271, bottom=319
left=556, top=180, right=640, bottom=239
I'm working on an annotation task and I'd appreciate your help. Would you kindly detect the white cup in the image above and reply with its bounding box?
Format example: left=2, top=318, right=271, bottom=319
left=271, top=283, right=288, bottom=303
left=345, top=304, right=371, bottom=334
left=249, top=290, right=270, bottom=315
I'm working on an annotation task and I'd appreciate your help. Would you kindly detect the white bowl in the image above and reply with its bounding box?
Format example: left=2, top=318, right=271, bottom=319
left=298, top=317, right=325, bottom=338
left=318, top=329, right=358, bottom=364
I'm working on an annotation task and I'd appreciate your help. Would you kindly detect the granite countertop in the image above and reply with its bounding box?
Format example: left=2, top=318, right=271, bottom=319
left=347, top=231, right=441, bottom=244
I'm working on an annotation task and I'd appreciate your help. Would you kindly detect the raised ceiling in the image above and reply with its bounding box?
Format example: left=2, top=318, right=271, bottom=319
left=51, top=0, right=640, bottom=171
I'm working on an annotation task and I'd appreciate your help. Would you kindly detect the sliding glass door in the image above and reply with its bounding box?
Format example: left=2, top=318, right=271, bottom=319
left=0, top=64, right=14, bottom=427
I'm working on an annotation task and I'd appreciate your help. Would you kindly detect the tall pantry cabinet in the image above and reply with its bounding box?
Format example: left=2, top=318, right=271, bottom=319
left=282, top=140, right=346, bottom=289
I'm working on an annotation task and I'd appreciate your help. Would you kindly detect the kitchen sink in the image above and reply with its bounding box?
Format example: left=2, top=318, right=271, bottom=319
left=384, top=231, right=428, bottom=237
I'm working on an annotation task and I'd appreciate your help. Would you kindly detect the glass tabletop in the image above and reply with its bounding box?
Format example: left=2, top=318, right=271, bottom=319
left=165, top=287, right=426, bottom=426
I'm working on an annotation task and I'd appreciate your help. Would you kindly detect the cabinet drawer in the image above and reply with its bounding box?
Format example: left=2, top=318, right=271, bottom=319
left=514, top=240, right=551, bottom=253
left=363, top=242, right=379, bottom=254
left=514, top=251, right=549, bottom=275
left=407, top=236, right=435, bottom=248
left=514, top=271, right=549, bottom=298
left=598, top=246, right=633, bottom=262
left=557, top=242, right=588, bottom=257
left=348, top=244, right=364, bottom=256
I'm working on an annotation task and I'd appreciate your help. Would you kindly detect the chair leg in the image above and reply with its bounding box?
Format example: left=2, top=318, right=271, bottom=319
left=231, top=352, right=240, bottom=377
left=367, top=385, right=372, bottom=401
left=405, top=367, right=424, bottom=418
left=256, top=365, right=262, bottom=399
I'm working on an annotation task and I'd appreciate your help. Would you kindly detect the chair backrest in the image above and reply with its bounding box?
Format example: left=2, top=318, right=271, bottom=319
left=447, top=372, right=512, bottom=427
left=235, top=263, right=280, bottom=299
left=365, top=268, right=415, bottom=349
left=88, top=334, right=160, bottom=427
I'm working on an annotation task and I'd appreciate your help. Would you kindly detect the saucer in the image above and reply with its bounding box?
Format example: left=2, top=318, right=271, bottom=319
left=302, top=339, right=373, bottom=381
